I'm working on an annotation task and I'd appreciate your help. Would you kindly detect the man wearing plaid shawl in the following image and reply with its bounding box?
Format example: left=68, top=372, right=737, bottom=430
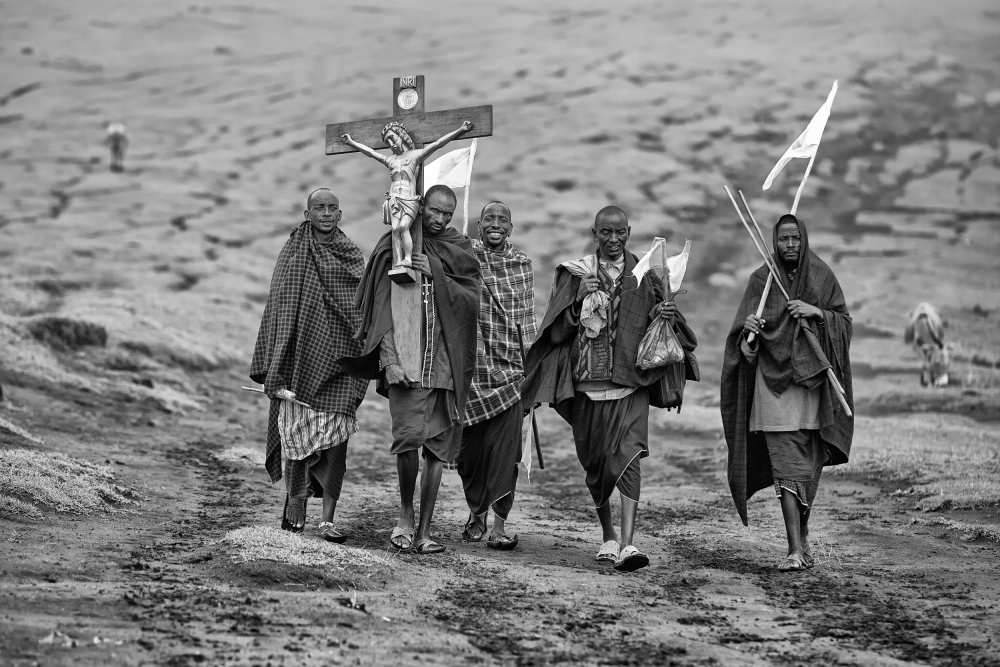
left=342, top=185, right=480, bottom=555
left=722, top=214, right=854, bottom=572
left=249, top=189, right=368, bottom=543
left=457, top=202, right=536, bottom=550
left=521, top=206, right=697, bottom=572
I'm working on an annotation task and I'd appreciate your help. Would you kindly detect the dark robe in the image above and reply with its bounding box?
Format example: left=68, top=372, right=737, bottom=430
left=521, top=249, right=697, bottom=419
left=721, top=216, right=854, bottom=525
left=521, top=249, right=698, bottom=507
left=341, top=226, right=480, bottom=421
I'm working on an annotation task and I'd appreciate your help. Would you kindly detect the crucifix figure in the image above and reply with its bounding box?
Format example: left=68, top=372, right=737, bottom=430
left=342, top=119, right=472, bottom=269
left=326, top=74, right=493, bottom=381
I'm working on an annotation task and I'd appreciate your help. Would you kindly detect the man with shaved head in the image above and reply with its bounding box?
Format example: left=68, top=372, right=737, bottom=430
left=522, top=206, right=697, bottom=571
left=250, top=188, right=368, bottom=542
left=457, top=201, right=536, bottom=550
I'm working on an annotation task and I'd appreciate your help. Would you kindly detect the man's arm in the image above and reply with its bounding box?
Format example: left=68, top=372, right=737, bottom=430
left=341, top=134, right=390, bottom=167
left=417, top=121, right=472, bottom=163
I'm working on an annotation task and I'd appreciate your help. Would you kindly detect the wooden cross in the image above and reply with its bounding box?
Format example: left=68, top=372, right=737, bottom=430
left=324, top=75, right=493, bottom=382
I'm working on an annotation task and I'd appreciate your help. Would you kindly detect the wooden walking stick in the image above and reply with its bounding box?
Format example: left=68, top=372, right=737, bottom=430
left=516, top=323, right=544, bottom=470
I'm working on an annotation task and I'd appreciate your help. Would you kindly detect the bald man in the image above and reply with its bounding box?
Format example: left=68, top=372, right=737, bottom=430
left=250, top=189, right=368, bottom=542
left=522, top=206, right=697, bottom=571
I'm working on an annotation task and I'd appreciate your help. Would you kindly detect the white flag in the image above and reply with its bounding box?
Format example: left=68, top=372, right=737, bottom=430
left=631, top=238, right=692, bottom=296
left=518, top=406, right=535, bottom=484
left=762, top=81, right=838, bottom=190
left=423, top=139, right=477, bottom=234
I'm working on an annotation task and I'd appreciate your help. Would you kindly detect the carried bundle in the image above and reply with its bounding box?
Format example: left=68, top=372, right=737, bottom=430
left=634, top=238, right=691, bottom=370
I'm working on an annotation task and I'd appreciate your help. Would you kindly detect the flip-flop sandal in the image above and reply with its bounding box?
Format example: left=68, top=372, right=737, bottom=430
left=778, top=554, right=807, bottom=572
left=413, top=538, right=446, bottom=554
left=281, top=495, right=306, bottom=533
left=462, top=513, right=487, bottom=542
left=318, top=521, right=346, bottom=544
left=595, top=540, right=620, bottom=563
left=614, top=545, right=650, bottom=572
left=486, top=533, right=519, bottom=551
left=803, top=551, right=815, bottom=569
left=390, top=526, right=414, bottom=552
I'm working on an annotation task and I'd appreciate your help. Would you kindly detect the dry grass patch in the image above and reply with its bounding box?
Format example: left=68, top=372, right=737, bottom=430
left=214, top=446, right=265, bottom=467
left=912, top=517, right=1000, bottom=543
left=221, top=525, right=391, bottom=570
left=0, top=449, right=137, bottom=518
left=834, top=415, right=1000, bottom=509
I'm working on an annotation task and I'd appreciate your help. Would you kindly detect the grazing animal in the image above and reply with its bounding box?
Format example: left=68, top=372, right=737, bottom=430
left=904, top=302, right=950, bottom=387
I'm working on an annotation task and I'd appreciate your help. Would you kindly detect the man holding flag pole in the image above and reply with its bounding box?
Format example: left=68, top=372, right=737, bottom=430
left=721, top=81, right=855, bottom=572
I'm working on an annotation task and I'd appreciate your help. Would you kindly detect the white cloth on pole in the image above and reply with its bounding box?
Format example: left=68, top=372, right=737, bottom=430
left=762, top=81, right=838, bottom=190
left=423, top=140, right=476, bottom=193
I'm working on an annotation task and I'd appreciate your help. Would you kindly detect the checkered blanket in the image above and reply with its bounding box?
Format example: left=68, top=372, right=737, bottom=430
left=249, top=222, right=368, bottom=483
left=721, top=216, right=854, bottom=526
left=463, top=240, right=537, bottom=426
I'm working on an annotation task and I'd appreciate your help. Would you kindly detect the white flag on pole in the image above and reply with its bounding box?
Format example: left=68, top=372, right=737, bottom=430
left=631, top=237, right=692, bottom=296
left=762, top=81, right=838, bottom=190
left=422, top=139, right=478, bottom=234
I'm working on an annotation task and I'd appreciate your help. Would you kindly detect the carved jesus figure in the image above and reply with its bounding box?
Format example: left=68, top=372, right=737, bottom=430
left=342, top=120, right=472, bottom=268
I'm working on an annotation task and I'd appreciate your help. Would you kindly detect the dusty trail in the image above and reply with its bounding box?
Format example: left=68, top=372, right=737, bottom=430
left=2, top=1, right=1000, bottom=665
left=2, top=368, right=998, bottom=666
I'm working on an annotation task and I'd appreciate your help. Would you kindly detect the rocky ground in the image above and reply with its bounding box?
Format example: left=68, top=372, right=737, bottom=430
left=1, top=1, right=999, bottom=665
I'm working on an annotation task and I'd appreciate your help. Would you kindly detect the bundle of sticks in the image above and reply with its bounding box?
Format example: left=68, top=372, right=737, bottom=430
left=723, top=185, right=852, bottom=417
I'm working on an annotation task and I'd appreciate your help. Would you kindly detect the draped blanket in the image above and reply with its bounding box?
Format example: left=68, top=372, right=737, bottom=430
left=341, top=227, right=480, bottom=419
left=249, top=222, right=368, bottom=482
left=464, top=239, right=537, bottom=426
left=522, top=250, right=696, bottom=422
left=721, top=216, right=854, bottom=525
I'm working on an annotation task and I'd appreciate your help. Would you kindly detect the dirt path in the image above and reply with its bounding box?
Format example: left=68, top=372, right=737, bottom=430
left=2, top=368, right=997, bottom=666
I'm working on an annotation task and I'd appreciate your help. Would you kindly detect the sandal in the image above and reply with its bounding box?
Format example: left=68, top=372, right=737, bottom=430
left=595, top=540, right=620, bottom=563
left=614, top=545, right=650, bottom=572
left=281, top=495, right=306, bottom=533
left=462, top=513, right=487, bottom=542
left=413, top=538, right=446, bottom=554
left=778, top=554, right=807, bottom=572
left=486, top=533, right=519, bottom=551
left=318, top=522, right=346, bottom=544
left=390, top=526, right=414, bottom=552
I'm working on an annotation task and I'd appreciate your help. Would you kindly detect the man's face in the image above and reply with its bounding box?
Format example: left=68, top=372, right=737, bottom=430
left=305, top=191, right=341, bottom=236
left=775, top=222, right=802, bottom=266
left=422, top=191, right=456, bottom=236
left=592, top=213, right=630, bottom=261
left=478, top=203, right=512, bottom=250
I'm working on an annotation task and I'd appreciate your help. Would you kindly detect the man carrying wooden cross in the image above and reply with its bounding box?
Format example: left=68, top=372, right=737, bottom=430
left=343, top=185, right=480, bottom=554
left=722, top=213, right=854, bottom=571
left=522, top=206, right=698, bottom=572
left=457, top=201, right=536, bottom=550
left=249, top=189, right=368, bottom=542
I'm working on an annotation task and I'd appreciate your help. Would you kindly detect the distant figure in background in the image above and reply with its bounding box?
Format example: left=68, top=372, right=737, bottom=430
left=105, top=122, right=128, bottom=173
left=904, top=302, right=950, bottom=387
left=249, top=189, right=368, bottom=542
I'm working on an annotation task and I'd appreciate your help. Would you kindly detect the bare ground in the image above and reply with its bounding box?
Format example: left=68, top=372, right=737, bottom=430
left=2, top=0, right=1000, bottom=665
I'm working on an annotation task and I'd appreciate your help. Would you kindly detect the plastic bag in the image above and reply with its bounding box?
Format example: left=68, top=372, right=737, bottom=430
left=636, top=317, right=685, bottom=370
